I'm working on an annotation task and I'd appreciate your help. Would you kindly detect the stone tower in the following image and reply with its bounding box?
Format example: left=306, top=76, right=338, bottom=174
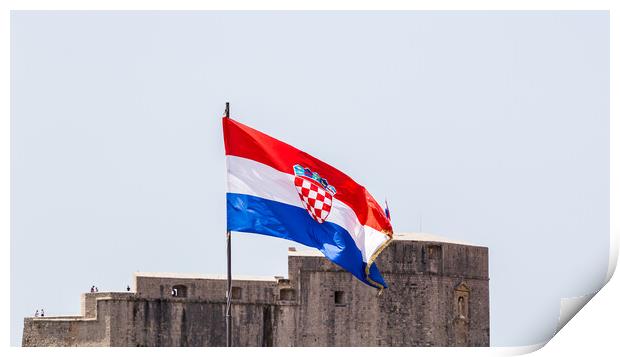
left=22, top=232, right=489, bottom=346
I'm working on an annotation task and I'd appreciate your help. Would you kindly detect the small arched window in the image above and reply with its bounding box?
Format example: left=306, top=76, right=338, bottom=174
left=454, top=282, right=470, bottom=320
left=334, top=291, right=346, bottom=305
left=172, top=284, right=188, bottom=298
left=458, top=296, right=465, bottom=317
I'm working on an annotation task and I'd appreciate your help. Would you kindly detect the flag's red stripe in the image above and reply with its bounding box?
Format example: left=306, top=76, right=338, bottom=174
left=223, top=117, right=392, bottom=234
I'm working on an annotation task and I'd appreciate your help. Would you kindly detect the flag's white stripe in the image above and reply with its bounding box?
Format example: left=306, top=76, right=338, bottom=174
left=226, top=156, right=303, bottom=209
left=226, top=155, right=388, bottom=263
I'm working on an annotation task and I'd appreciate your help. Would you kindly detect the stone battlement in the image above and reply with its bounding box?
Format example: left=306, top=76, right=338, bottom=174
left=22, top=233, right=489, bottom=347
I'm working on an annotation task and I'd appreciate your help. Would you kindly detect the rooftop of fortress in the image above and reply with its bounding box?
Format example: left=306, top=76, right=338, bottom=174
left=131, top=233, right=486, bottom=285
left=130, top=233, right=487, bottom=297
left=134, top=272, right=277, bottom=282
left=287, top=232, right=484, bottom=257
left=392, top=232, right=485, bottom=247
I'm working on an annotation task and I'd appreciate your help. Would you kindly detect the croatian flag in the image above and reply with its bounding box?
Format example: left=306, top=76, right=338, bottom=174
left=223, top=117, right=393, bottom=289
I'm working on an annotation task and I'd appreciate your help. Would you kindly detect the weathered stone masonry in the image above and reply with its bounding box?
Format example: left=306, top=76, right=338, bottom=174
left=22, top=233, right=490, bottom=346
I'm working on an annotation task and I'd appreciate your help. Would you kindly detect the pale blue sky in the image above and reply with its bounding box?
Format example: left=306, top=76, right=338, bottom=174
left=11, top=11, right=609, bottom=346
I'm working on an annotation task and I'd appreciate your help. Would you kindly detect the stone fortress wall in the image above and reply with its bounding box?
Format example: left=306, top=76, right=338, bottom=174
left=22, top=233, right=489, bottom=347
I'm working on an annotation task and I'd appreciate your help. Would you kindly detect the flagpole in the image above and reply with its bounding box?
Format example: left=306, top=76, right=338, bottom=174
left=226, top=230, right=232, bottom=347
left=224, top=102, right=232, bottom=347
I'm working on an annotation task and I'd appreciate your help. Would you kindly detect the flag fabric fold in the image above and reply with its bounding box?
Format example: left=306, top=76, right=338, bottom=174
left=223, top=117, right=393, bottom=289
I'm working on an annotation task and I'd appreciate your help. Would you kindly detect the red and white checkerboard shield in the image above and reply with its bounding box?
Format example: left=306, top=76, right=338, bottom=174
left=294, top=176, right=333, bottom=223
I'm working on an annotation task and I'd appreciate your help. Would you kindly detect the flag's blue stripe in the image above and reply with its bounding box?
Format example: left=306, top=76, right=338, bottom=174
left=227, top=192, right=387, bottom=289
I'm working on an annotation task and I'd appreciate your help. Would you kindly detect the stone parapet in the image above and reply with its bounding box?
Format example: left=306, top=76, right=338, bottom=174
left=23, top=233, right=489, bottom=347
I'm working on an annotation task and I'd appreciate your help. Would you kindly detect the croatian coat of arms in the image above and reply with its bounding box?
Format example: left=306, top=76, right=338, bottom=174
left=293, top=164, right=337, bottom=223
